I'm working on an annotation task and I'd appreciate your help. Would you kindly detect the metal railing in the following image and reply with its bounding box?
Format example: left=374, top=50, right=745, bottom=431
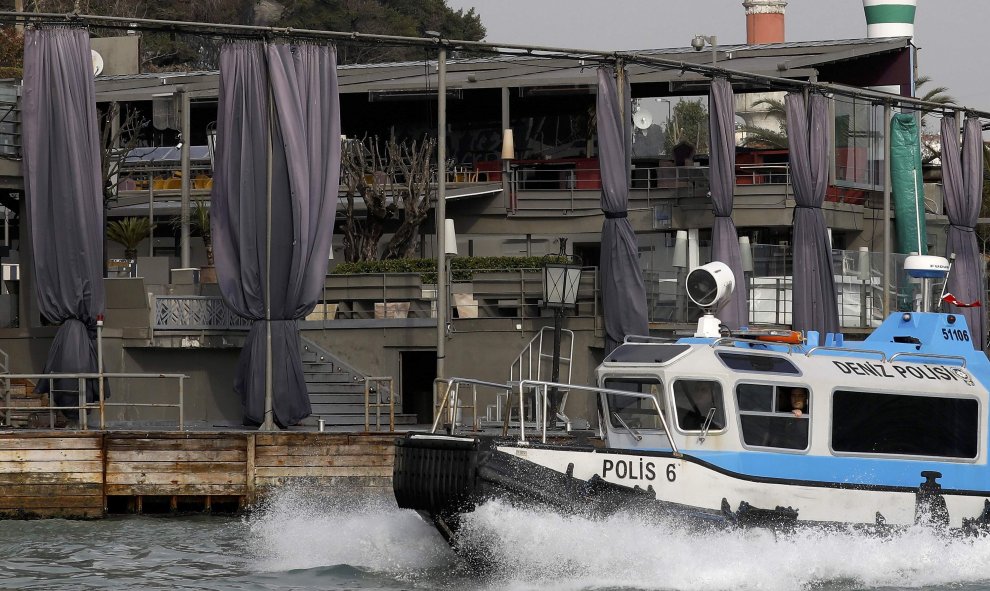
left=0, top=372, right=187, bottom=430
left=433, top=377, right=512, bottom=434
left=153, top=296, right=251, bottom=330
left=0, top=92, right=20, bottom=159
left=496, top=326, right=574, bottom=423
left=644, top=246, right=946, bottom=330
left=364, top=376, right=395, bottom=432
left=515, top=379, right=679, bottom=450
left=319, top=267, right=599, bottom=322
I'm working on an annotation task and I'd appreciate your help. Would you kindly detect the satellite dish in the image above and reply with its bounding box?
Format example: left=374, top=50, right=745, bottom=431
left=633, top=110, right=654, bottom=130
left=91, top=50, right=104, bottom=77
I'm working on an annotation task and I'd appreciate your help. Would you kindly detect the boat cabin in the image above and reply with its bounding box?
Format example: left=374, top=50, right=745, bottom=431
left=590, top=255, right=989, bottom=487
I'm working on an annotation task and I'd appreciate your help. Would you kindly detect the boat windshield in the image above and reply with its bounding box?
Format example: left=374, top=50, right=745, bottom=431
left=603, top=377, right=665, bottom=431
left=673, top=379, right=726, bottom=432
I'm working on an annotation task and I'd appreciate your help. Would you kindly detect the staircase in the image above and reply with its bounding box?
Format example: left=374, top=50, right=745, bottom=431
left=299, top=337, right=417, bottom=428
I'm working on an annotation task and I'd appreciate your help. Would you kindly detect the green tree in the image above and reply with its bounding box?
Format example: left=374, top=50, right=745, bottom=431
left=23, top=0, right=483, bottom=69
left=0, top=27, right=23, bottom=79
left=276, top=0, right=485, bottom=64
left=662, top=98, right=709, bottom=155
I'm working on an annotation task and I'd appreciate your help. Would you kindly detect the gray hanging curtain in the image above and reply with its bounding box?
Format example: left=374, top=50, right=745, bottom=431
left=597, top=66, right=649, bottom=353
left=212, top=41, right=341, bottom=426
left=708, top=77, right=746, bottom=328
left=22, top=27, right=106, bottom=412
left=940, top=115, right=986, bottom=351
left=786, top=92, right=838, bottom=336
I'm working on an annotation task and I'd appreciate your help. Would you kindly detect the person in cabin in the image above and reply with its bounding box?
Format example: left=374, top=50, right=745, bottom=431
left=790, top=387, right=808, bottom=417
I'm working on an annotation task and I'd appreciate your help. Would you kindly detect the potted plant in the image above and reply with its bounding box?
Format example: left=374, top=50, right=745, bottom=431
left=172, top=200, right=216, bottom=283
left=106, top=217, right=154, bottom=276
left=192, top=199, right=216, bottom=283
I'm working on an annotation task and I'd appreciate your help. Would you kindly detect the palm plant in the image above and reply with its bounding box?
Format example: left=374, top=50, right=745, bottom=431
left=737, top=97, right=788, bottom=149
left=915, top=75, right=956, bottom=106
left=106, top=217, right=154, bottom=261
left=188, top=199, right=213, bottom=267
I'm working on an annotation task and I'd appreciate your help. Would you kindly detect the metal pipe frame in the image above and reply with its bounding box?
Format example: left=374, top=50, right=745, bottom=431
left=1, top=11, right=988, bottom=121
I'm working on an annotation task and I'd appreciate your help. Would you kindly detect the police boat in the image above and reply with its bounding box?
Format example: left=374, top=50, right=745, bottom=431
left=393, top=254, right=990, bottom=551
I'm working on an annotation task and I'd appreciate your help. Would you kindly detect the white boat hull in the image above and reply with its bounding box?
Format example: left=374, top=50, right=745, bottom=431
left=498, top=445, right=989, bottom=528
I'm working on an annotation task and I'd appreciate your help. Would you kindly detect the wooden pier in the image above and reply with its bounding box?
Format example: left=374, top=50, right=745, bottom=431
left=0, top=431, right=396, bottom=518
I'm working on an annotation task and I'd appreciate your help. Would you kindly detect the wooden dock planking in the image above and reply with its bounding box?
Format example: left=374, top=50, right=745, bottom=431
left=0, top=431, right=400, bottom=517
left=253, top=432, right=395, bottom=489
left=0, top=433, right=104, bottom=518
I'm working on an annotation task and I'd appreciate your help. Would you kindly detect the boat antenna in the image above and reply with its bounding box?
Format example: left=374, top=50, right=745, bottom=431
left=936, top=252, right=956, bottom=312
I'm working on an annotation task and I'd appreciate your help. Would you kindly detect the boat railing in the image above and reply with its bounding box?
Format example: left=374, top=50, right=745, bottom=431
left=710, top=337, right=801, bottom=354
left=888, top=352, right=967, bottom=368
left=432, top=377, right=512, bottom=435
left=623, top=334, right=677, bottom=344
left=516, top=379, right=680, bottom=455
left=805, top=346, right=886, bottom=361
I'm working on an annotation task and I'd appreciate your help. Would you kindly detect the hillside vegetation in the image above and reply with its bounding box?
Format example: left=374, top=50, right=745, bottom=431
left=4, top=0, right=485, bottom=69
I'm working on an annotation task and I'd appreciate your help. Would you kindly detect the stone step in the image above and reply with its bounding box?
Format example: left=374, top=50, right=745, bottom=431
left=309, top=391, right=368, bottom=403
left=301, top=360, right=347, bottom=371
left=312, top=403, right=381, bottom=415
left=306, top=383, right=366, bottom=396
left=300, top=413, right=418, bottom=427
left=304, top=372, right=362, bottom=384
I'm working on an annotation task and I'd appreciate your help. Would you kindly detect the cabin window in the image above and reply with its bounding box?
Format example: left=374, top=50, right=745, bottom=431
left=832, top=390, right=978, bottom=459
left=718, top=352, right=799, bottom=375
left=673, top=380, right=726, bottom=432
left=603, top=378, right=665, bottom=431
left=736, top=383, right=810, bottom=450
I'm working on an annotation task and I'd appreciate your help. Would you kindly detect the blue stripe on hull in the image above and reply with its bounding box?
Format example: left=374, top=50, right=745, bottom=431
left=687, top=450, right=990, bottom=492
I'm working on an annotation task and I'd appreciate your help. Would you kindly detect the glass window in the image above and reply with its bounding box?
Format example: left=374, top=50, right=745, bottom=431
left=603, top=378, right=664, bottom=431
left=718, top=352, right=799, bottom=375
left=832, top=391, right=978, bottom=459
left=673, top=380, right=725, bottom=432
left=737, top=384, right=810, bottom=450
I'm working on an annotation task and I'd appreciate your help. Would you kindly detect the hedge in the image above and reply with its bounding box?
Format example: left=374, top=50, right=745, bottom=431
left=331, top=256, right=573, bottom=282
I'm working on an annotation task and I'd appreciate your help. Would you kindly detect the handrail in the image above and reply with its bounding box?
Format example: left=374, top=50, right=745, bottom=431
left=805, top=346, right=886, bottom=362
left=888, top=352, right=967, bottom=368
left=432, top=377, right=511, bottom=435
left=517, top=379, right=680, bottom=455
left=711, top=337, right=799, bottom=354
left=363, top=376, right=395, bottom=432
left=0, top=372, right=186, bottom=430
left=623, top=334, right=677, bottom=344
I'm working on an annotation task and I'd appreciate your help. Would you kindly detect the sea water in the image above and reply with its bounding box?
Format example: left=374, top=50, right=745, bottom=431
left=2, top=484, right=990, bottom=591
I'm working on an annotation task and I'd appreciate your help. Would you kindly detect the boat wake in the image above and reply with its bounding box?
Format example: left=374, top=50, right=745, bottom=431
left=459, top=500, right=990, bottom=591
left=245, top=486, right=990, bottom=591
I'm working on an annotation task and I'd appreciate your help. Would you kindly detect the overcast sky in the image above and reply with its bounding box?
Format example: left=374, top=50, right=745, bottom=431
left=446, top=0, right=986, bottom=110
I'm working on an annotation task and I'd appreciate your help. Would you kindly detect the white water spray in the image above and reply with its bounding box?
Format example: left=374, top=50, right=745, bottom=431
left=245, top=488, right=990, bottom=591
left=245, top=484, right=453, bottom=574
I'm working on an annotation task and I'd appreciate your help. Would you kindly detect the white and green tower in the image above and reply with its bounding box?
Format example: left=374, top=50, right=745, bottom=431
left=863, top=0, right=916, bottom=39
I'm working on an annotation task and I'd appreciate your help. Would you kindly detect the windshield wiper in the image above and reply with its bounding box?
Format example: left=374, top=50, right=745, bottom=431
left=611, top=412, right=643, bottom=441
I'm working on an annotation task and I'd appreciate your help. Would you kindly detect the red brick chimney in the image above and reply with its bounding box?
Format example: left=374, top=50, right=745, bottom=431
left=743, top=0, right=787, bottom=44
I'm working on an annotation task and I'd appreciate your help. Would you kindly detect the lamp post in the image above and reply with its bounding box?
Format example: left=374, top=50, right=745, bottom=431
left=543, top=245, right=582, bottom=429
left=691, top=34, right=718, bottom=67
left=739, top=236, right=754, bottom=326
left=672, top=230, right=689, bottom=322
left=501, top=128, right=514, bottom=212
